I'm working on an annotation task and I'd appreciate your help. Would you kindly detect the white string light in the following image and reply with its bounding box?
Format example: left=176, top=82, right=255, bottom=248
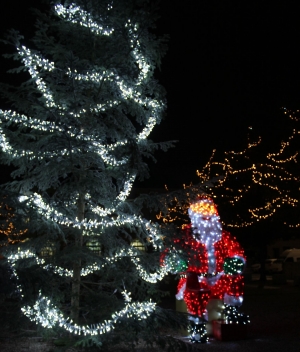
left=8, top=248, right=168, bottom=283
left=7, top=245, right=165, bottom=335
left=21, top=290, right=156, bottom=335
left=54, top=3, right=114, bottom=37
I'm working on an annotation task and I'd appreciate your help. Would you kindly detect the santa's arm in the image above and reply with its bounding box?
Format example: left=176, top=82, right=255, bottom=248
left=160, top=247, right=188, bottom=274
left=222, top=231, right=246, bottom=275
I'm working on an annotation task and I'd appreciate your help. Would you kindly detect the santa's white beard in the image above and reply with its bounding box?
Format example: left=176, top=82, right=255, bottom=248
left=191, top=215, right=222, bottom=245
left=190, top=214, right=222, bottom=274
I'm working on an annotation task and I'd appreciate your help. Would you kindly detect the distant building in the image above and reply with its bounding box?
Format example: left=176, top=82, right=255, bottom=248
left=267, top=237, right=300, bottom=258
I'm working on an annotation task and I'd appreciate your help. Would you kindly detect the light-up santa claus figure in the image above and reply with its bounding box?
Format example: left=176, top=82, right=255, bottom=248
left=163, top=197, right=248, bottom=341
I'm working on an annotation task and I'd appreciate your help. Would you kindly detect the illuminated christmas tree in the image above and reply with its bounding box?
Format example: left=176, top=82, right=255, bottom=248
left=0, top=0, right=178, bottom=346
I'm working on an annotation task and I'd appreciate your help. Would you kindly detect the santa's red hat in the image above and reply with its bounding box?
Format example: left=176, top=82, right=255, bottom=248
left=188, top=196, right=219, bottom=218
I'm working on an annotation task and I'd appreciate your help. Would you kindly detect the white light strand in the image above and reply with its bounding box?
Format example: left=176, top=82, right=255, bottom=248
left=66, top=66, right=162, bottom=143
left=0, top=109, right=129, bottom=166
left=19, top=193, right=163, bottom=249
left=0, top=109, right=64, bottom=133
left=7, top=247, right=164, bottom=336
left=17, top=46, right=57, bottom=109
left=125, top=20, right=151, bottom=84
left=54, top=3, right=114, bottom=36
left=8, top=247, right=168, bottom=283
left=91, top=173, right=136, bottom=217
left=21, top=290, right=156, bottom=335
left=0, top=126, right=13, bottom=154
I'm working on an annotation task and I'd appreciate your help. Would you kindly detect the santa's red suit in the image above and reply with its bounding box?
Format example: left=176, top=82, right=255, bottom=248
left=174, top=223, right=245, bottom=316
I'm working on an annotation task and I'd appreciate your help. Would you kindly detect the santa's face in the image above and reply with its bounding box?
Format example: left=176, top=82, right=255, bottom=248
left=188, top=200, right=222, bottom=245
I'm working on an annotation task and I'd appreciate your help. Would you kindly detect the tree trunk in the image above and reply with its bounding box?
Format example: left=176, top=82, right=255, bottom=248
left=258, top=236, right=268, bottom=288
left=71, top=193, right=85, bottom=323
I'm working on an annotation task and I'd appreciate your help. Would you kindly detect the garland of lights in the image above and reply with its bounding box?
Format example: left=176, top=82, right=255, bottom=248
left=55, top=3, right=114, bottom=37
left=19, top=193, right=163, bottom=249
left=8, top=245, right=167, bottom=335
left=8, top=247, right=165, bottom=335
left=20, top=172, right=137, bottom=221
left=8, top=249, right=168, bottom=284
left=21, top=290, right=156, bottom=336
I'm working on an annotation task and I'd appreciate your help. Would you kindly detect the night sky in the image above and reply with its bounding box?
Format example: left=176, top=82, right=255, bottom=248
left=1, top=1, right=300, bottom=189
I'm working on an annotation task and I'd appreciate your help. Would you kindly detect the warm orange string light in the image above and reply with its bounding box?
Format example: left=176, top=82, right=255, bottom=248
left=159, top=108, right=300, bottom=228
left=0, top=202, right=28, bottom=244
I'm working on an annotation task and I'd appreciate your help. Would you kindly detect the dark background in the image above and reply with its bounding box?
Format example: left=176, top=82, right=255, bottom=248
left=1, top=1, right=300, bottom=189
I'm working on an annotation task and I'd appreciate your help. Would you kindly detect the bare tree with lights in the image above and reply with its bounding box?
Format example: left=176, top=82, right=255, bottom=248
left=0, top=1, right=187, bottom=348
left=159, top=108, right=300, bottom=267
left=197, top=109, right=300, bottom=229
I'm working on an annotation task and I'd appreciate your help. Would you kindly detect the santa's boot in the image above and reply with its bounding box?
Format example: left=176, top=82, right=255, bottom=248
left=188, top=315, right=208, bottom=343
